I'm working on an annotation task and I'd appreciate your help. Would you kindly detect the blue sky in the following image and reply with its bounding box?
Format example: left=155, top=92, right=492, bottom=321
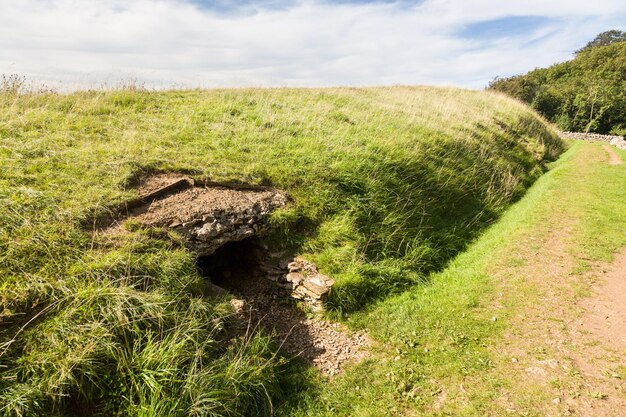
left=459, top=16, right=556, bottom=41
left=1, top=0, right=625, bottom=90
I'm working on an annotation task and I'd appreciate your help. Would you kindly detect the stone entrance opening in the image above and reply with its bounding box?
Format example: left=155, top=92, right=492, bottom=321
left=95, top=173, right=369, bottom=375
left=196, top=237, right=264, bottom=288
left=96, top=173, right=336, bottom=304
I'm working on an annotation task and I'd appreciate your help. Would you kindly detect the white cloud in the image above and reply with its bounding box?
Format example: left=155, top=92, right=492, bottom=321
left=0, top=0, right=624, bottom=90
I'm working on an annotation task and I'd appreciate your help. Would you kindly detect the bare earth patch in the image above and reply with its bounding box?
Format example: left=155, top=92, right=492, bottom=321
left=118, top=173, right=286, bottom=232
left=129, top=186, right=283, bottom=228
left=469, top=145, right=625, bottom=416
left=135, top=172, right=192, bottom=198
left=99, top=174, right=288, bottom=256
left=579, top=250, right=626, bottom=352
left=488, top=228, right=625, bottom=416
left=603, top=145, right=623, bottom=165
left=225, top=261, right=371, bottom=377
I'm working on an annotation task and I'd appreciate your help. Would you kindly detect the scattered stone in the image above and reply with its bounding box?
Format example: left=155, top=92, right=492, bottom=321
left=286, top=272, right=304, bottom=285
left=221, top=261, right=371, bottom=377
left=288, top=257, right=317, bottom=273
left=230, top=298, right=245, bottom=314
left=99, top=174, right=364, bottom=376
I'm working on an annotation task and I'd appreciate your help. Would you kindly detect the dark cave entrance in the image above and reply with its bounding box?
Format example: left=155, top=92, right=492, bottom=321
left=196, top=237, right=266, bottom=290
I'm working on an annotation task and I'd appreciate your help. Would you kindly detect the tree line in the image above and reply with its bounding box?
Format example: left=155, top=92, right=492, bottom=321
left=488, top=30, right=626, bottom=135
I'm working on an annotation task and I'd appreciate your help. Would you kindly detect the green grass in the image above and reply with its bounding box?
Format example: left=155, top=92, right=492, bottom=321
left=278, top=141, right=625, bottom=416
left=0, top=85, right=564, bottom=416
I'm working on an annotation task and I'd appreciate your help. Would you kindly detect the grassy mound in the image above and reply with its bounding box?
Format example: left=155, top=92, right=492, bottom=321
left=279, top=141, right=626, bottom=417
left=0, top=86, right=564, bottom=416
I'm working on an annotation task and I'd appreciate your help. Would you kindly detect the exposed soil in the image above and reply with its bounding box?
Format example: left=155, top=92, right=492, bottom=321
left=231, top=282, right=371, bottom=376
left=565, top=252, right=626, bottom=416
left=489, top=223, right=625, bottom=415
left=103, top=173, right=287, bottom=231
left=135, top=173, right=192, bottom=198
left=99, top=173, right=288, bottom=257
left=484, top=145, right=625, bottom=415
left=579, top=250, right=626, bottom=352
left=603, top=145, right=623, bottom=165
left=120, top=173, right=286, bottom=229
left=128, top=186, right=284, bottom=228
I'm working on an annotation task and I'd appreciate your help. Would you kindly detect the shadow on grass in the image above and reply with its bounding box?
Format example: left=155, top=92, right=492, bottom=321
left=321, top=122, right=565, bottom=315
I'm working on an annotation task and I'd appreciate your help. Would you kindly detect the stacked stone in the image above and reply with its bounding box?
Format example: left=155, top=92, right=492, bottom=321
left=183, top=195, right=288, bottom=256
left=610, top=137, right=626, bottom=150
left=560, top=131, right=624, bottom=143
left=278, top=258, right=335, bottom=306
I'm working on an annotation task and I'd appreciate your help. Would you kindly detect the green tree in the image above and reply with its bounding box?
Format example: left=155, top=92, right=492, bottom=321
left=576, top=30, right=626, bottom=55
left=488, top=32, right=626, bottom=135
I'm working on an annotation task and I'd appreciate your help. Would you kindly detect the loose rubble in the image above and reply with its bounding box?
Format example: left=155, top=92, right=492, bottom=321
left=286, top=258, right=335, bottom=302
left=226, top=270, right=370, bottom=377
left=103, top=174, right=336, bottom=304
left=132, top=186, right=288, bottom=256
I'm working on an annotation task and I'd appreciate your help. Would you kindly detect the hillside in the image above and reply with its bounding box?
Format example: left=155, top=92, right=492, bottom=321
left=488, top=38, right=626, bottom=135
left=283, top=139, right=626, bottom=416
left=0, top=86, right=564, bottom=416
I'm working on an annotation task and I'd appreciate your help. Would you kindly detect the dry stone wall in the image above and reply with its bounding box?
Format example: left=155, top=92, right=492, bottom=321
left=610, top=137, right=626, bottom=150
left=559, top=131, right=622, bottom=142
left=559, top=131, right=626, bottom=150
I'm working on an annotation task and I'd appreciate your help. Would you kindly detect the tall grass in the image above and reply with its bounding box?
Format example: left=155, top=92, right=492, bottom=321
left=0, top=85, right=563, bottom=415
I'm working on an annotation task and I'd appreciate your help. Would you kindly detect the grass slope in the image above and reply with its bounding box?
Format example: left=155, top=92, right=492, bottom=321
left=280, top=141, right=625, bottom=415
left=0, top=86, right=562, bottom=416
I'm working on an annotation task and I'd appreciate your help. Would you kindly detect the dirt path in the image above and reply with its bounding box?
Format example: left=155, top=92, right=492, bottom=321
left=567, top=252, right=626, bottom=416
left=603, top=144, right=623, bottom=165
left=579, top=250, right=626, bottom=352
left=480, top=145, right=626, bottom=416
left=488, top=228, right=626, bottom=416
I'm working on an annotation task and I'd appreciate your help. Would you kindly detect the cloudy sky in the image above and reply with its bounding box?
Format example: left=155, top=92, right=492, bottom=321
left=1, top=0, right=625, bottom=90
